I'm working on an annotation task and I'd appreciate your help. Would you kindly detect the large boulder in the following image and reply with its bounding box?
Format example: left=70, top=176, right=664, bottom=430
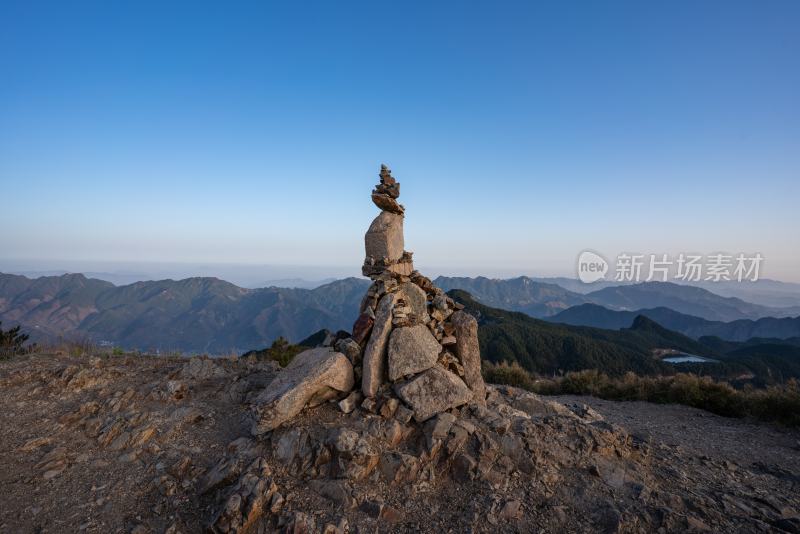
left=251, top=348, right=354, bottom=435
left=362, top=293, right=396, bottom=397
left=450, top=311, right=487, bottom=406
left=394, top=367, right=472, bottom=422
left=387, top=325, right=441, bottom=381
left=365, top=211, right=404, bottom=262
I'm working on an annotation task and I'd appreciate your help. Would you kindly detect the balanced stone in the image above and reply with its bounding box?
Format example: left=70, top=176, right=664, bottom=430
left=365, top=211, right=404, bottom=263
left=450, top=311, right=487, bottom=406
left=371, top=193, right=404, bottom=214
left=362, top=292, right=396, bottom=397
left=387, top=324, right=441, bottom=381
left=252, top=348, right=354, bottom=435
left=394, top=366, right=472, bottom=422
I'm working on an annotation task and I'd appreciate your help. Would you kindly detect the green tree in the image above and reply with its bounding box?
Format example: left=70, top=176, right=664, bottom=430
left=0, top=322, right=30, bottom=359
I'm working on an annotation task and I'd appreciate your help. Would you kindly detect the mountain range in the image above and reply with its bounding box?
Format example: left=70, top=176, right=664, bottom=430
left=530, top=277, right=800, bottom=308
left=2, top=272, right=800, bottom=353
left=445, top=289, right=707, bottom=376
left=0, top=272, right=369, bottom=352
left=435, top=276, right=800, bottom=322
left=549, top=303, right=800, bottom=341
left=449, top=290, right=800, bottom=385
left=434, top=276, right=587, bottom=317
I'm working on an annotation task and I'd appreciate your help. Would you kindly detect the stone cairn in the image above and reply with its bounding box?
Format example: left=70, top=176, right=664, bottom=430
left=252, top=164, right=486, bottom=434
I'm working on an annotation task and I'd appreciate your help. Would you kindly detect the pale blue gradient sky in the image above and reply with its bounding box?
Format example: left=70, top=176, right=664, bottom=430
left=1, top=1, right=798, bottom=281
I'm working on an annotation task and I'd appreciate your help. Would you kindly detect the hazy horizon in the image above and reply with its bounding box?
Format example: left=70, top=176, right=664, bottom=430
left=0, top=257, right=594, bottom=288
left=4, top=258, right=800, bottom=289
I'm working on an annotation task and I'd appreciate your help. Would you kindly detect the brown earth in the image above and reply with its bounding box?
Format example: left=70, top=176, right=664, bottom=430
left=1, top=353, right=799, bottom=534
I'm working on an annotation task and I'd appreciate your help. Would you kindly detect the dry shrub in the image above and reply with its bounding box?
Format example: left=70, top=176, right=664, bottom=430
left=483, top=361, right=800, bottom=426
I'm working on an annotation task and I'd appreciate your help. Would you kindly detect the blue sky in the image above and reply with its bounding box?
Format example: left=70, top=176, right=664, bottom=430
left=1, top=1, right=798, bottom=282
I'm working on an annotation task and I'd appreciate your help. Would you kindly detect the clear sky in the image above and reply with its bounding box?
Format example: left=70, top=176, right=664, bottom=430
left=1, top=1, right=798, bottom=282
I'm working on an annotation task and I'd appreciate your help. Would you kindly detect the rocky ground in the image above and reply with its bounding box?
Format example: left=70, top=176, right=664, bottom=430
left=1, top=353, right=799, bottom=534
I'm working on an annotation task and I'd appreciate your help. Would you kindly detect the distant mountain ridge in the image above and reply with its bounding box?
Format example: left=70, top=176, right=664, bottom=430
left=585, top=281, right=800, bottom=322
left=435, top=276, right=799, bottom=322
left=0, top=272, right=369, bottom=352
left=549, top=303, right=800, bottom=341
left=434, top=276, right=588, bottom=317
left=531, top=277, right=800, bottom=308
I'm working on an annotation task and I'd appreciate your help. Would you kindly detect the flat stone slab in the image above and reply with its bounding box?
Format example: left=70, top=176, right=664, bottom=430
left=362, top=292, right=396, bottom=397
left=371, top=193, right=404, bottom=214
left=394, top=366, right=472, bottom=422
left=387, top=325, right=441, bottom=381
left=252, top=348, right=354, bottom=435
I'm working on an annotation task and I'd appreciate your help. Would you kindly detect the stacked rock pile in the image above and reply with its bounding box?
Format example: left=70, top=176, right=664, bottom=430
left=370, top=164, right=403, bottom=215
left=361, top=165, right=414, bottom=278
left=252, top=165, right=486, bottom=434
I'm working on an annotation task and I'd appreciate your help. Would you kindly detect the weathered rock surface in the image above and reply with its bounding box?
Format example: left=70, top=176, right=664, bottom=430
left=364, top=211, right=404, bottom=262
left=251, top=348, right=354, bottom=435
left=361, top=292, right=396, bottom=397
left=394, top=366, right=473, bottom=422
left=387, top=325, right=441, bottom=382
left=180, top=356, right=230, bottom=380
left=207, top=457, right=278, bottom=534
left=398, top=281, right=429, bottom=323
left=450, top=311, right=487, bottom=406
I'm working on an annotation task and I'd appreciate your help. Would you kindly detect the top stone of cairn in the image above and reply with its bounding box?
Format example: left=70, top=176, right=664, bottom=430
left=371, top=164, right=404, bottom=214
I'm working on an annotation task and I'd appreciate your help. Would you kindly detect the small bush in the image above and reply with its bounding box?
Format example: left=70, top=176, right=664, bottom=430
left=64, top=336, right=96, bottom=357
left=747, top=379, right=800, bottom=426
left=0, top=322, right=30, bottom=359
left=483, top=361, right=536, bottom=390
left=245, top=337, right=306, bottom=367
left=483, top=360, right=800, bottom=426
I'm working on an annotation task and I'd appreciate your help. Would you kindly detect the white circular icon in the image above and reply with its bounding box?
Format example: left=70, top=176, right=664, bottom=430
left=577, top=250, right=608, bottom=283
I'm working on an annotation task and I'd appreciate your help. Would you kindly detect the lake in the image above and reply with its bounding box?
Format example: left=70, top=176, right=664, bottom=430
left=663, top=354, right=719, bottom=364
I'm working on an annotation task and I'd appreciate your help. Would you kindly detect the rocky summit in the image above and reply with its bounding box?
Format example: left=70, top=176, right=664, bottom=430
left=3, top=352, right=800, bottom=534
left=1, top=166, right=799, bottom=534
